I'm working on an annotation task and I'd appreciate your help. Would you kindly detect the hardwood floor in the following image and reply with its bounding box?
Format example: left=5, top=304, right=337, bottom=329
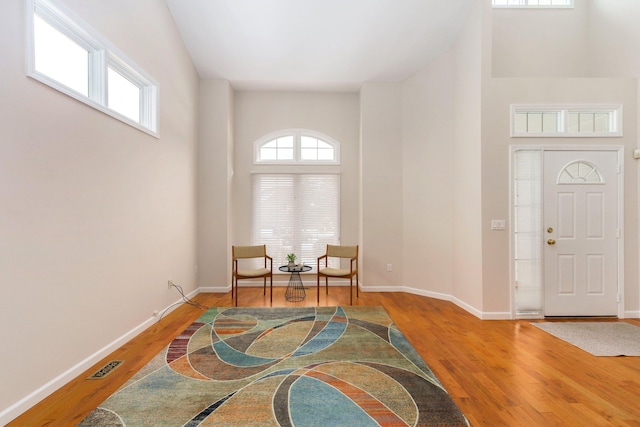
left=9, top=287, right=640, bottom=426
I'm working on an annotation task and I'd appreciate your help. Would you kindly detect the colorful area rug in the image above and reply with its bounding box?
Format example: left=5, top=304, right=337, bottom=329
left=80, top=306, right=468, bottom=426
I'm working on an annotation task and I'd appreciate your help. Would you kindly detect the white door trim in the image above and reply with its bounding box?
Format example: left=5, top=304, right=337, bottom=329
left=509, top=144, right=625, bottom=319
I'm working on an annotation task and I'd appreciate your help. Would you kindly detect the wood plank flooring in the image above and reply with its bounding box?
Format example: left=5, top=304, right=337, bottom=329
left=8, top=287, right=640, bottom=426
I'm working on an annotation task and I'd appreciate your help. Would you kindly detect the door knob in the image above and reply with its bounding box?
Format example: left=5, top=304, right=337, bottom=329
left=547, top=239, right=556, bottom=245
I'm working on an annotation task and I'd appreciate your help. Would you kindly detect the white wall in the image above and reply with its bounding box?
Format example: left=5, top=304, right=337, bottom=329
left=491, top=1, right=589, bottom=77
left=197, top=80, right=234, bottom=289
left=401, top=54, right=455, bottom=296
left=588, top=0, right=640, bottom=77
left=493, top=0, right=640, bottom=79
left=232, top=91, right=360, bottom=268
left=586, top=0, right=640, bottom=316
left=360, top=83, right=404, bottom=288
left=452, top=0, right=484, bottom=312
left=0, top=0, right=199, bottom=420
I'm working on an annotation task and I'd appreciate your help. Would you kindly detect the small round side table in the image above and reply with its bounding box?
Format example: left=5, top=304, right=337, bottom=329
left=279, top=265, right=312, bottom=302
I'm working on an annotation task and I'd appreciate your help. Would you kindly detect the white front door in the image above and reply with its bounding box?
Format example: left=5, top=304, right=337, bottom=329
left=543, top=150, right=619, bottom=316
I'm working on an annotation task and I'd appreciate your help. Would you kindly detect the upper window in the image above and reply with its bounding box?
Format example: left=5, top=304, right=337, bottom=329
left=511, top=105, right=622, bottom=137
left=255, top=130, right=339, bottom=164
left=27, top=0, right=158, bottom=136
left=493, top=0, right=573, bottom=7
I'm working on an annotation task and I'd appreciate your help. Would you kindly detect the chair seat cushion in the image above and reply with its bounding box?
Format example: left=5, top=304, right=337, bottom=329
left=236, top=268, right=270, bottom=277
left=319, top=268, right=353, bottom=277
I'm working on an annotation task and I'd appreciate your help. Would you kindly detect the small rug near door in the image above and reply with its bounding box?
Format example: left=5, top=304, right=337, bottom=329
left=79, top=306, right=469, bottom=426
left=532, top=321, right=640, bottom=356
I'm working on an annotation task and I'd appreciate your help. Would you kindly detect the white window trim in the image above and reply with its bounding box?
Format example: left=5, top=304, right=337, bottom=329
left=510, top=104, right=623, bottom=138
left=254, top=129, right=340, bottom=165
left=492, top=0, right=574, bottom=9
left=26, top=0, right=159, bottom=137
left=107, top=56, right=158, bottom=130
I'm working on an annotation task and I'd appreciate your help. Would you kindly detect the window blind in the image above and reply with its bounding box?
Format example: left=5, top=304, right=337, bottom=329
left=252, top=174, right=340, bottom=268
left=513, top=150, right=543, bottom=316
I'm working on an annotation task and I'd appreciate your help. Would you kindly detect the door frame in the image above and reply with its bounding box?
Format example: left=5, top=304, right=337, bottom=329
left=509, top=144, right=625, bottom=319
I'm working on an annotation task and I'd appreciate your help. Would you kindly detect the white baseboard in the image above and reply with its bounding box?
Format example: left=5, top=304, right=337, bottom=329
left=0, top=288, right=199, bottom=426
left=198, top=285, right=231, bottom=293
left=200, top=279, right=359, bottom=293
left=362, top=284, right=511, bottom=320
left=624, top=310, right=640, bottom=319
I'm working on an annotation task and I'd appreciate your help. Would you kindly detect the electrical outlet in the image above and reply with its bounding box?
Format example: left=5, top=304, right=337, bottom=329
left=387, top=263, right=392, bottom=272
left=153, top=310, right=159, bottom=317
left=168, top=280, right=173, bottom=289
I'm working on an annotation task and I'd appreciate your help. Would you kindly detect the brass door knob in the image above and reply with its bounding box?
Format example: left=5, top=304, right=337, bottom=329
left=547, top=239, right=556, bottom=245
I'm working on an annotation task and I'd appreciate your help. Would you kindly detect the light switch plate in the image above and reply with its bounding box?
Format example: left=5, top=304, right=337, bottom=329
left=491, top=220, right=506, bottom=230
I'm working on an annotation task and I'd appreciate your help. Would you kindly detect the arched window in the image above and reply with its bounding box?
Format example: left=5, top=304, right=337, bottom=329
left=557, top=161, right=604, bottom=184
left=252, top=129, right=340, bottom=267
left=254, top=129, right=340, bottom=164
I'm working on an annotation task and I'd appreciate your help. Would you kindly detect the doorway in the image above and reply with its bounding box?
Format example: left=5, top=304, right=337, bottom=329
left=511, top=147, right=623, bottom=318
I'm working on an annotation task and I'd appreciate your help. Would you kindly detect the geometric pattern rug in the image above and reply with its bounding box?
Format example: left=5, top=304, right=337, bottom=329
left=79, top=306, right=469, bottom=426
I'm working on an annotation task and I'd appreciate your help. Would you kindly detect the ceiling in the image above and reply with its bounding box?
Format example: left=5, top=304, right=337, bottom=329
left=164, top=0, right=472, bottom=92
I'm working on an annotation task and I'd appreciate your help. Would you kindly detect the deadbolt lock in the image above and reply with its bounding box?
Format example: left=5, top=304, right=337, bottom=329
left=547, top=227, right=553, bottom=233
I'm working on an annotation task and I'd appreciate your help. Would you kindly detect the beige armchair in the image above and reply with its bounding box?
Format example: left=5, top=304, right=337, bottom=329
left=317, top=245, right=359, bottom=305
left=232, top=245, right=273, bottom=306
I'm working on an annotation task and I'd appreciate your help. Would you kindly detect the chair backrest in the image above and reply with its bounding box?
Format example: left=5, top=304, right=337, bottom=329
left=326, top=245, right=358, bottom=259
left=233, top=245, right=266, bottom=259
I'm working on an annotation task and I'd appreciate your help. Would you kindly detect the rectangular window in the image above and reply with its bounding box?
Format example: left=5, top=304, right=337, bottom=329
left=301, top=136, right=335, bottom=161
left=33, top=13, right=89, bottom=96
left=27, top=0, right=158, bottom=136
left=259, top=136, right=294, bottom=161
left=512, top=149, right=543, bottom=317
left=252, top=174, right=340, bottom=268
left=107, top=63, right=143, bottom=123
left=514, top=111, right=561, bottom=134
left=511, top=105, right=622, bottom=137
left=493, top=0, right=573, bottom=8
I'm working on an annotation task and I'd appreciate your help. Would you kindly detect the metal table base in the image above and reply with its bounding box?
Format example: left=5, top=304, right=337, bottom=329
left=285, top=271, right=306, bottom=302
left=280, top=265, right=312, bottom=302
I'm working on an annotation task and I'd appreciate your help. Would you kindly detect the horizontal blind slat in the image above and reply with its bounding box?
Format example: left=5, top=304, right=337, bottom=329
left=252, top=174, right=340, bottom=268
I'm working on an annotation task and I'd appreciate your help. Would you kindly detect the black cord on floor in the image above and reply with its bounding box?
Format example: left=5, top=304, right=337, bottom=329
left=157, top=282, right=210, bottom=321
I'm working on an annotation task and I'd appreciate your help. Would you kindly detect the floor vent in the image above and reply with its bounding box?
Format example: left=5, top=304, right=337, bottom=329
left=89, top=360, right=123, bottom=379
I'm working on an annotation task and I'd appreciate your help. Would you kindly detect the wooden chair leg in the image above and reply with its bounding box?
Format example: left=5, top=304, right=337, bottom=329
left=325, top=277, right=329, bottom=294
left=317, top=275, right=320, bottom=304
left=356, top=273, right=359, bottom=297
left=263, top=277, right=266, bottom=295
left=269, top=276, right=273, bottom=305
left=231, top=277, right=236, bottom=306
left=350, top=278, right=353, bottom=305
